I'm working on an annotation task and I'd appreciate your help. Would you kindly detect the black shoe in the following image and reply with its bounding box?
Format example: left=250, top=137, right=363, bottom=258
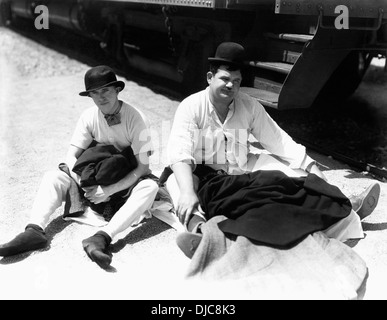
left=0, top=224, right=48, bottom=257
left=176, top=232, right=203, bottom=259
left=351, top=183, right=381, bottom=220
left=82, top=231, right=112, bottom=269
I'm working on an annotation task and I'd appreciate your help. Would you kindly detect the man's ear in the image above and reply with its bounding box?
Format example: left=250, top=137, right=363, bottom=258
left=207, top=72, right=213, bottom=85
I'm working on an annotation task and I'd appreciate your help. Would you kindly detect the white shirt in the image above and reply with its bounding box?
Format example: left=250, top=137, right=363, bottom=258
left=70, top=101, right=152, bottom=156
left=167, top=87, right=314, bottom=175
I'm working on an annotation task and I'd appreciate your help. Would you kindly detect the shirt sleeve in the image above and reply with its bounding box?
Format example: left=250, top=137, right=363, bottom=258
left=250, top=100, right=314, bottom=170
left=167, top=97, right=199, bottom=167
left=127, top=108, right=153, bottom=156
left=70, top=109, right=94, bottom=150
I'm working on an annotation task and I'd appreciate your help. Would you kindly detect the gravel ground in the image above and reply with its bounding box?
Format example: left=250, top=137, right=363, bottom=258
left=0, top=26, right=387, bottom=300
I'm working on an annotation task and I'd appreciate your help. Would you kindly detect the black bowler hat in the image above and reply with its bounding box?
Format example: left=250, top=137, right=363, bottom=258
left=79, top=65, right=125, bottom=96
left=208, top=42, right=246, bottom=67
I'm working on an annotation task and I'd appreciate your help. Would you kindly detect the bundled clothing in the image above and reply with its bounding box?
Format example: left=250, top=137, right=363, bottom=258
left=59, top=142, right=158, bottom=222
left=72, top=142, right=137, bottom=188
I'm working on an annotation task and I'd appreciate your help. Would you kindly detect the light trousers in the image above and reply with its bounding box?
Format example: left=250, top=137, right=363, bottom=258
left=29, top=170, right=159, bottom=240
left=166, top=153, right=364, bottom=241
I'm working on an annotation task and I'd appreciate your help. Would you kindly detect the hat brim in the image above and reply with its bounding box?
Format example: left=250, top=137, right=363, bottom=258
left=208, top=57, right=245, bottom=68
left=79, top=80, right=125, bottom=97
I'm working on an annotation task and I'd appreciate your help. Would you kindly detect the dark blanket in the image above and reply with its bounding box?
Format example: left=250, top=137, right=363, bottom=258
left=198, top=169, right=352, bottom=248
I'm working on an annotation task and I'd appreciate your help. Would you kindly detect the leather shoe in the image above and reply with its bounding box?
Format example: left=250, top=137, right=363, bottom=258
left=0, top=224, right=47, bottom=257
left=82, top=231, right=112, bottom=269
left=350, top=183, right=380, bottom=220
left=176, top=232, right=203, bottom=259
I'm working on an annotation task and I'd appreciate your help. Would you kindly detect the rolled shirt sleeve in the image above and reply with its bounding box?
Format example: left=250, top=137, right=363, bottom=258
left=70, top=108, right=95, bottom=150
left=246, top=94, right=314, bottom=171
left=167, top=94, right=200, bottom=168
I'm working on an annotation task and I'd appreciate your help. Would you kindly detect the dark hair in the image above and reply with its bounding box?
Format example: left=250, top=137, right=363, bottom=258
left=209, top=62, right=242, bottom=74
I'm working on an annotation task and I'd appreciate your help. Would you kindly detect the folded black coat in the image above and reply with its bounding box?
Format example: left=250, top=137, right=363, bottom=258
left=72, top=144, right=137, bottom=188
left=197, top=169, right=352, bottom=249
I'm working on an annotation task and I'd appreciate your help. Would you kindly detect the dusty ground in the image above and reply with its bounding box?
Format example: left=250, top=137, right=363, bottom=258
left=0, top=27, right=387, bottom=300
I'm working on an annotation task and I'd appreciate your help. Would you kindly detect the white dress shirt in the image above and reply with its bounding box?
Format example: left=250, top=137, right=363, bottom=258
left=70, top=102, right=153, bottom=156
left=168, top=87, right=315, bottom=175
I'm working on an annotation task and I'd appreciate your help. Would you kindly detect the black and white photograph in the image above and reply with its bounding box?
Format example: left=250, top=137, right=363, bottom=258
left=0, top=0, right=387, bottom=303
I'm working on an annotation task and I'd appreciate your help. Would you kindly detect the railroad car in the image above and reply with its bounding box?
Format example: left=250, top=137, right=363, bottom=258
left=1, top=0, right=387, bottom=109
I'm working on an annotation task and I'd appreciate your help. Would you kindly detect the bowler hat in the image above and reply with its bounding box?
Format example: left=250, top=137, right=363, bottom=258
left=79, top=65, right=125, bottom=96
left=208, top=42, right=246, bottom=67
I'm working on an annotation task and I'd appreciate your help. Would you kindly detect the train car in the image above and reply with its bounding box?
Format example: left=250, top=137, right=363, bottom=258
left=1, top=0, right=387, bottom=110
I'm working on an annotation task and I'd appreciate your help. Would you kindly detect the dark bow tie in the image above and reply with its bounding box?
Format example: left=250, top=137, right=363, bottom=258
left=104, top=113, right=121, bottom=127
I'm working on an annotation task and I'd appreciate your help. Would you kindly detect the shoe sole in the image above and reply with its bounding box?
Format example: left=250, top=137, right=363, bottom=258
left=83, top=247, right=112, bottom=269
left=176, top=232, right=203, bottom=259
left=357, top=183, right=381, bottom=220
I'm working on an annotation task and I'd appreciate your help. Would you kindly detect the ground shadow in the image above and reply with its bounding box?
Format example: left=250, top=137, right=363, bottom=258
left=344, top=171, right=385, bottom=182
left=0, top=215, right=73, bottom=265
left=92, top=218, right=173, bottom=273
left=110, top=217, right=172, bottom=254
left=344, top=238, right=362, bottom=248
left=357, top=269, right=369, bottom=300
left=361, top=221, right=387, bottom=232
left=344, top=222, right=387, bottom=249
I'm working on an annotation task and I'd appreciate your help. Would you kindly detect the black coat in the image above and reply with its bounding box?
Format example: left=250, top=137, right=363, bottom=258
left=72, top=144, right=137, bottom=188
left=70, top=143, right=138, bottom=221
left=197, top=169, right=352, bottom=248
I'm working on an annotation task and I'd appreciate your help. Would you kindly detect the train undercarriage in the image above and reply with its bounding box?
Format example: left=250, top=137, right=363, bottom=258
left=1, top=0, right=387, bottom=110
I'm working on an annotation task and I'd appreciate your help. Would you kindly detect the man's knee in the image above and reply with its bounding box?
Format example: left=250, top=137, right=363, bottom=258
left=138, top=179, right=159, bottom=197
left=41, top=170, right=68, bottom=184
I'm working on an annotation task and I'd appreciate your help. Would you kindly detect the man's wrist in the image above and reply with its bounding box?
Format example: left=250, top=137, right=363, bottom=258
left=102, top=185, right=114, bottom=197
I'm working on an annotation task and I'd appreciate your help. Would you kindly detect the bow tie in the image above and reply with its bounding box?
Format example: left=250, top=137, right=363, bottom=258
left=104, top=113, right=121, bottom=127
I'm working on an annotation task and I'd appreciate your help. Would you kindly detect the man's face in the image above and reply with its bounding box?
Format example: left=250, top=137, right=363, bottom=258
left=207, top=66, right=242, bottom=104
left=89, top=86, right=119, bottom=113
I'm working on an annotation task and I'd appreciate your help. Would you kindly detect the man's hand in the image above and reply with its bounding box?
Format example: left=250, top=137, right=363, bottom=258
left=176, top=190, right=200, bottom=227
left=83, top=186, right=111, bottom=204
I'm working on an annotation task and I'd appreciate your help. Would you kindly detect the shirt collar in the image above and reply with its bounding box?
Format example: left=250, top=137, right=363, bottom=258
left=206, top=87, right=236, bottom=116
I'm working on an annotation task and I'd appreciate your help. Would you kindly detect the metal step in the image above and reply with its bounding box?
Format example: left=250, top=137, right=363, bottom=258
left=253, top=77, right=283, bottom=94
left=265, top=40, right=303, bottom=64
left=240, top=87, right=279, bottom=109
left=282, top=50, right=301, bottom=64
left=244, top=34, right=311, bottom=109
left=265, top=33, right=314, bottom=43
left=249, top=61, right=293, bottom=75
